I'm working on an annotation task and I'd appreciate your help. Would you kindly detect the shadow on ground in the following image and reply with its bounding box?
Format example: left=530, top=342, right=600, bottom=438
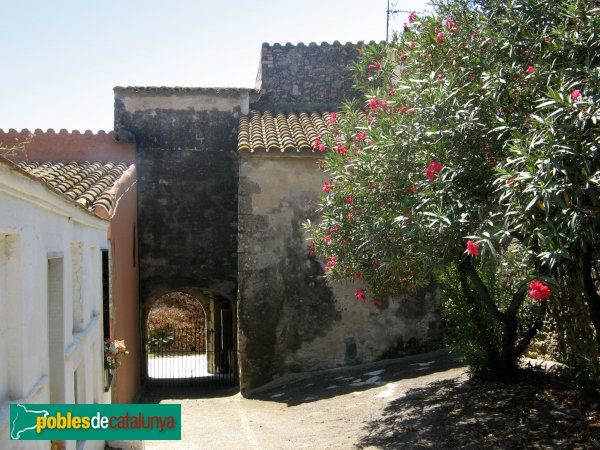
left=250, top=350, right=464, bottom=406
left=139, top=385, right=239, bottom=403
left=355, top=371, right=600, bottom=449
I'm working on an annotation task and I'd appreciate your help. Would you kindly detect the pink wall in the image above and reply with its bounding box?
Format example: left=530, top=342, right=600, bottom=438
left=109, top=178, right=140, bottom=404
left=0, top=128, right=135, bottom=163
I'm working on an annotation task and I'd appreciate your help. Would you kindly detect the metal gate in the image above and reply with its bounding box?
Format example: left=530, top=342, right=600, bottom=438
left=146, top=326, right=237, bottom=387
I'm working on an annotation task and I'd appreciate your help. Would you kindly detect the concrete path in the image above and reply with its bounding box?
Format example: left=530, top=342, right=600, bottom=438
left=147, top=355, right=212, bottom=379
left=115, top=350, right=464, bottom=450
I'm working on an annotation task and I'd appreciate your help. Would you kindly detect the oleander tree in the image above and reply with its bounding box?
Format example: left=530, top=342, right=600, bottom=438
left=305, top=0, right=600, bottom=375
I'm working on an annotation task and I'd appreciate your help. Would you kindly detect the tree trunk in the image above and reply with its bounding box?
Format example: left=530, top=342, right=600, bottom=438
left=457, top=263, right=498, bottom=361
left=580, top=247, right=600, bottom=354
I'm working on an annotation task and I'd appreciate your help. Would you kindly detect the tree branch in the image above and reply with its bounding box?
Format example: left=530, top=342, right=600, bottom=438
left=515, top=302, right=548, bottom=358
left=459, top=258, right=505, bottom=323
left=506, top=282, right=528, bottom=319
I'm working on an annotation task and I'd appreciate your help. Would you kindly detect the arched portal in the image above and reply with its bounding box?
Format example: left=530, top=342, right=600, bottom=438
left=144, top=290, right=237, bottom=386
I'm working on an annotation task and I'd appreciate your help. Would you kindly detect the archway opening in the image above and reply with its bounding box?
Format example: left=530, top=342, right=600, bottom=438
left=144, top=291, right=237, bottom=386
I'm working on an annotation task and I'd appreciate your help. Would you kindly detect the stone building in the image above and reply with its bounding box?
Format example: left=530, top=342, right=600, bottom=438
left=0, top=41, right=443, bottom=411
left=115, top=40, right=443, bottom=394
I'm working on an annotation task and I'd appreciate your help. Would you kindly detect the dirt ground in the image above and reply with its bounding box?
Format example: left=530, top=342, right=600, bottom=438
left=108, top=350, right=599, bottom=449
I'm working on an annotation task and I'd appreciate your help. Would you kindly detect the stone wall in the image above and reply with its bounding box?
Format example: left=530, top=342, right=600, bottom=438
left=252, top=41, right=363, bottom=113
left=114, top=87, right=249, bottom=305
left=238, top=151, right=443, bottom=393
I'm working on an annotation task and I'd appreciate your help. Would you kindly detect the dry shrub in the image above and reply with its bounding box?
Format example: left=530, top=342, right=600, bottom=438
left=147, top=292, right=206, bottom=353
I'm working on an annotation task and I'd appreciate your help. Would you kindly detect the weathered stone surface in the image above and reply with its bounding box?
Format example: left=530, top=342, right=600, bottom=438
left=253, top=42, right=363, bottom=112
left=237, top=153, right=443, bottom=392
left=114, top=88, right=246, bottom=304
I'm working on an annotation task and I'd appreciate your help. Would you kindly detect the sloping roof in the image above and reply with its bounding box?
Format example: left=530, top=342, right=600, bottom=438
left=17, top=161, right=131, bottom=213
left=238, top=111, right=333, bottom=152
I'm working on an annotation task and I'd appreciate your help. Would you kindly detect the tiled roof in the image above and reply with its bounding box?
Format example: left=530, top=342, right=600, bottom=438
left=238, top=111, right=333, bottom=152
left=17, top=161, right=131, bottom=213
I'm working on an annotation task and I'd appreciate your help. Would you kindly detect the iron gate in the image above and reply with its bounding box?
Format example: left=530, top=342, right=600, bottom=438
left=146, top=326, right=237, bottom=387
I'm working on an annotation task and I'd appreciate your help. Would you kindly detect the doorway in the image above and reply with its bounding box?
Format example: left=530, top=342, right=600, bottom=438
left=145, top=291, right=236, bottom=387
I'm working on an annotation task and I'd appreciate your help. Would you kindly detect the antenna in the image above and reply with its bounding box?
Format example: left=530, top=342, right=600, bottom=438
left=386, top=1, right=413, bottom=42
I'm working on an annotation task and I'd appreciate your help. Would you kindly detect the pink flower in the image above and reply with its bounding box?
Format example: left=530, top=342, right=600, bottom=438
left=309, top=241, right=315, bottom=248
left=507, top=177, right=516, bottom=184
left=355, top=132, right=367, bottom=141
left=526, top=65, right=535, bottom=74
left=444, top=18, right=455, bottom=28
left=346, top=196, right=353, bottom=203
left=425, top=168, right=435, bottom=180
left=336, top=145, right=348, bottom=156
left=375, top=61, right=381, bottom=70
left=407, top=185, right=418, bottom=194
left=369, top=98, right=379, bottom=110
left=528, top=280, right=551, bottom=300
left=429, top=161, right=443, bottom=173
left=450, top=26, right=458, bottom=34
left=399, top=105, right=407, bottom=114
left=324, top=235, right=331, bottom=243
left=354, top=289, right=366, bottom=301
left=354, top=272, right=362, bottom=279
left=328, top=112, right=337, bottom=124
left=436, top=32, right=445, bottom=44
left=378, top=99, right=388, bottom=108
left=318, top=144, right=326, bottom=152
left=347, top=213, right=353, bottom=220
left=466, top=240, right=479, bottom=256
left=313, top=136, right=320, bottom=150
left=571, top=89, right=581, bottom=101
left=379, top=200, right=385, bottom=207
left=389, top=87, right=396, bottom=95
left=322, top=180, right=333, bottom=193
left=374, top=258, right=381, bottom=267
left=408, top=11, right=416, bottom=23
left=373, top=299, right=383, bottom=306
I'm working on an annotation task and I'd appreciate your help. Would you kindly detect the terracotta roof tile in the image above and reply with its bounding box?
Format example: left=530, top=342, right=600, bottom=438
left=17, top=161, right=130, bottom=213
left=238, top=111, right=334, bottom=153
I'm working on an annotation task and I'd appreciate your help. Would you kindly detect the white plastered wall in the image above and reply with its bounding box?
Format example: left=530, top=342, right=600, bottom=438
left=0, top=162, right=108, bottom=450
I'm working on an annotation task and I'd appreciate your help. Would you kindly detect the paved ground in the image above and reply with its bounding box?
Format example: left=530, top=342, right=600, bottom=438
left=147, top=355, right=212, bottom=379
left=110, top=350, right=464, bottom=450
left=108, top=351, right=600, bottom=449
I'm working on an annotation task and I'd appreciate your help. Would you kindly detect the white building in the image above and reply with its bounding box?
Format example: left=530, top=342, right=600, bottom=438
left=0, top=157, right=108, bottom=450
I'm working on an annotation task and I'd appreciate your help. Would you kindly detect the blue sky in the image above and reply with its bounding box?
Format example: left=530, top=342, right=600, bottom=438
left=0, top=1, right=429, bottom=132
